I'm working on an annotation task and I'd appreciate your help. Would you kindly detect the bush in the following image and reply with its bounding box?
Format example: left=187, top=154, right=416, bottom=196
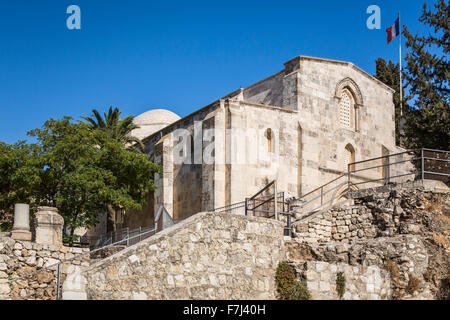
left=0, top=221, right=13, bottom=232
left=287, top=279, right=311, bottom=300
left=275, top=261, right=311, bottom=300
left=62, top=234, right=78, bottom=246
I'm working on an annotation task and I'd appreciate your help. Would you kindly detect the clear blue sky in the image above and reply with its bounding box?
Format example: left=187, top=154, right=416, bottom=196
left=0, top=0, right=431, bottom=144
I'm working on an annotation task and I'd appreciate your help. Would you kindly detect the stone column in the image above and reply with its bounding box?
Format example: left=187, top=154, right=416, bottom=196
left=33, top=207, right=64, bottom=245
left=154, top=133, right=174, bottom=218
left=11, top=203, right=32, bottom=241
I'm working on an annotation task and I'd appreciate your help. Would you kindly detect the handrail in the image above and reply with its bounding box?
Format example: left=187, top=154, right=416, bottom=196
left=300, top=173, right=347, bottom=200
left=422, top=148, right=450, bottom=154
left=350, top=157, right=421, bottom=175
left=249, top=180, right=275, bottom=200
left=249, top=192, right=284, bottom=211
left=293, top=147, right=449, bottom=223
left=349, top=149, right=416, bottom=166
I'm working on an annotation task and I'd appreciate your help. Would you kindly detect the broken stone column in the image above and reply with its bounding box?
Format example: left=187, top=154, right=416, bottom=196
left=33, top=207, right=64, bottom=245
left=11, top=203, right=32, bottom=241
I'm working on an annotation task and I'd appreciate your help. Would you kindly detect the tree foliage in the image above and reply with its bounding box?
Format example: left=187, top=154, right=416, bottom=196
left=375, top=58, right=408, bottom=146
left=0, top=141, right=41, bottom=214
left=375, top=0, right=449, bottom=150
left=275, top=261, right=311, bottom=300
left=0, top=114, right=159, bottom=245
left=402, top=0, right=449, bottom=150
left=81, top=106, right=145, bottom=151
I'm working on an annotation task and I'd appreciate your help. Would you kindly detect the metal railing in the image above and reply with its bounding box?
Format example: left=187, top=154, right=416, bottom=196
left=243, top=181, right=294, bottom=236
left=212, top=201, right=246, bottom=214
left=293, top=173, right=348, bottom=220
left=346, top=148, right=449, bottom=192
left=244, top=181, right=287, bottom=219
left=293, top=148, right=449, bottom=223
left=86, top=226, right=156, bottom=250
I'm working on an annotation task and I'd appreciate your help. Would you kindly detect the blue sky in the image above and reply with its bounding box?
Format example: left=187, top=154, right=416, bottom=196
left=0, top=0, right=432, bottom=144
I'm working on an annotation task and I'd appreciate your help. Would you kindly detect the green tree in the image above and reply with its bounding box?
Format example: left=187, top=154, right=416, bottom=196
left=374, top=58, right=408, bottom=146
left=0, top=116, right=159, bottom=245
left=81, top=106, right=144, bottom=151
left=82, top=106, right=153, bottom=231
left=402, top=0, right=449, bottom=150
left=0, top=141, right=41, bottom=215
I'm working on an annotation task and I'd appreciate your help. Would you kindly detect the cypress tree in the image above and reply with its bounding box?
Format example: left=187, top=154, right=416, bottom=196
left=402, top=0, right=449, bottom=150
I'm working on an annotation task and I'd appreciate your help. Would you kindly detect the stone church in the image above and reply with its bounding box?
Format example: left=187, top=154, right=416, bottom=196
left=112, top=55, right=400, bottom=231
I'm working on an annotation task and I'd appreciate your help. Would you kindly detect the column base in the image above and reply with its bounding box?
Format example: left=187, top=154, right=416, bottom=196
left=11, top=229, right=32, bottom=241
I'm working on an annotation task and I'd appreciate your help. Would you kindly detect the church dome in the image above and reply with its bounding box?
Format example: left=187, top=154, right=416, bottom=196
left=131, top=109, right=180, bottom=140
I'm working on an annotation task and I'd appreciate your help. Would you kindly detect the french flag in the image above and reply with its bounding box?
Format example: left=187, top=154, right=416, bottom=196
left=386, top=18, right=400, bottom=44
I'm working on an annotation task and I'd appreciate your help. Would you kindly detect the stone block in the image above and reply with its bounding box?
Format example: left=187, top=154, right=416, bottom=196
left=33, top=207, right=64, bottom=246
left=11, top=230, right=31, bottom=241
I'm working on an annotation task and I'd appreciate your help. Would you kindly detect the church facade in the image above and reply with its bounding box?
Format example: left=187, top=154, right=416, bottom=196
left=120, top=55, right=400, bottom=229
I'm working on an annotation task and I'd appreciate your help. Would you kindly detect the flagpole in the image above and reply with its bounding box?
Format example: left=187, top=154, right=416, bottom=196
left=399, top=11, right=403, bottom=117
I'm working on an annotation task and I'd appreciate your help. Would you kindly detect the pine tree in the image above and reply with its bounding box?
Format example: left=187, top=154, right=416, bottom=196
left=402, top=0, right=449, bottom=150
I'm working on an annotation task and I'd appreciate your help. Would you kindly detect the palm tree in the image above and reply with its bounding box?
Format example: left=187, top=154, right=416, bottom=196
left=81, top=107, right=146, bottom=233
left=81, top=106, right=145, bottom=151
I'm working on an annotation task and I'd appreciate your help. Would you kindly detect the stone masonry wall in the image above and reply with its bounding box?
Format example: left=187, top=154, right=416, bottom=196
left=287, top=184, right=449, bottom=299
left=0, top=236, right=89, bottom=300
left=84, top=212, right=286, bottom=300
left=293, top=204, right=376, bottom=243
left=286, top=235, right=433, bottom=299
left=293, top=261, right=391, bottom=300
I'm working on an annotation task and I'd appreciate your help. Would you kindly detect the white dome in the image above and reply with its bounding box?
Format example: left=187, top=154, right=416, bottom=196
left=131, top=109, right=180, bottom=140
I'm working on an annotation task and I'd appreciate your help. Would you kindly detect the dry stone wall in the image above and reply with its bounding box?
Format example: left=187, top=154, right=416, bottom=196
left=84, top=212, right=286, bottom=300
left=0, top=236, right=89, bottom=300
left=286, top=235, right=431, bottom=299
left=287, top=184, right=449, bottom=299
left=293, top=204, right=376, bottom=243
left=293, top=261, right=391, bottom=300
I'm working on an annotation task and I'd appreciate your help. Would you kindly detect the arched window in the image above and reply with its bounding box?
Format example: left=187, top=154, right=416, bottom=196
left=344, top=144, right=355, bottom=172
left=266, top=128, right=273, bottom=153
left=335, top=78, right=363, bottom=132
left=339, top=89, right=355, bottom=130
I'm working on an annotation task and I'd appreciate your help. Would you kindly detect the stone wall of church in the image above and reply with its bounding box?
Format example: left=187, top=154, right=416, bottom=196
left=225, top=101, right=301, bottom=204
left=134, top=56, right=401, bottom=225
left=140, top=103, right=222, bottom=220
left=243, top=71, right=284, bottom=107
left=295, top=57, right=397, bottom=195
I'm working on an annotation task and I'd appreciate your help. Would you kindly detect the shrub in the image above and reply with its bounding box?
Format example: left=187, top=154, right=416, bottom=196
left=287, top=279, right=311, bottom=300
left=0, top=221, right=13, bottom=232
left=62, top=234, right=78, bottom=246
left=336, top=272, right=346, bottom=299
left=275, top=261, right=296, bottom=300
left=275, top=261, right=311, bottom=300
